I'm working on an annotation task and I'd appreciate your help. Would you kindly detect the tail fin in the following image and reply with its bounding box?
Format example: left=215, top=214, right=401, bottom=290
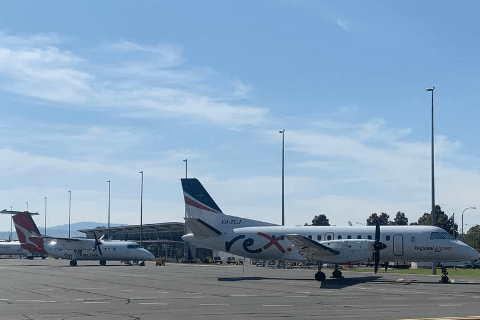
left=12, top=212, right=46, bottom=254
left=181, top=178, right=276, bottom=230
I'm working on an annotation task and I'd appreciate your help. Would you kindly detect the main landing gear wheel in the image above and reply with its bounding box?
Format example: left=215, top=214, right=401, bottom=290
left=139, top=261, right=145, bottom=266
left=70, top=260, right=77, bottom=267
left=440, top=266, right=449, bottom=283
left=99, top=260, right=106, bottom=266
left=332, top=268, right=343, bottom=279
left=315, top=271, right=326, bottom=281
left=315, top=262, right=326, bottom=281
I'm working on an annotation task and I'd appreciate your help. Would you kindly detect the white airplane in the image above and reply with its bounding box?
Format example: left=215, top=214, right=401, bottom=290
left=3, top=210, right=155, bottom=266
left=181, top=178, right=480, bottom=283
left=0, top=240, right=32, bottom=257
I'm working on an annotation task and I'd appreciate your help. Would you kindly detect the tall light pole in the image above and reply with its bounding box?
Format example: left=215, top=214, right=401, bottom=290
left=462, top=206, right=476, bottom=234
left=426, top=86, right=435, bottom=227
left=279, top=129, right=285, bottom=226
left=25, top=202, right=28, bottom=211
left=139, top=171, right=143, bottom=247
left=10, top=206, right=12, bottom=241
left=183, top=159, right=187, bottom=179
left=68, top=191, right=71, bottom=238
left=107, top=180, right=111, bottom=240
left=426, top=86, right=436, bottom=276
left=44, top=197, right=47, bottom=235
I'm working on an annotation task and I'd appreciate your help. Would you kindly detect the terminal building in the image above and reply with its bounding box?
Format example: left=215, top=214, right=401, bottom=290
left=78, top=222, right=213, bottom=262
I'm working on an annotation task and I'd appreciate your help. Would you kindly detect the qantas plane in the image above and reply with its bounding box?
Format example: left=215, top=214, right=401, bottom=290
left=2, top=210, right=155, bottom=266
left=181, top=178, right=479, bottom=283
left=0, top=241, right=32, bottom=257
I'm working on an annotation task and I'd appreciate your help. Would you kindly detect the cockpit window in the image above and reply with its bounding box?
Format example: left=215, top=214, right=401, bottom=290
left=441, top=232, right=453, bottom=240
left=127, top=244, right=140, bottom=249
left=430, top=232, right=446, bottom=240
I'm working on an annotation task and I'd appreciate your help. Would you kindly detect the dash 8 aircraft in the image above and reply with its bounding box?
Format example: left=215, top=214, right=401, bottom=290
left=181, top=178, right=479, bottom=283
left=2, top=210, right=155, bottom=266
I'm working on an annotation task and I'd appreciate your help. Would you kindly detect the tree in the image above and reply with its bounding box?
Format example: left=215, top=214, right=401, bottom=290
left=416, top=205, right=457, bottom=235
left=464, top=225, right=480, bottom=249
left=311, top=214, right=330, bottom=226
left=366, top=212, right=390, bottom=225
left=393, top=211, right=408, bottom=225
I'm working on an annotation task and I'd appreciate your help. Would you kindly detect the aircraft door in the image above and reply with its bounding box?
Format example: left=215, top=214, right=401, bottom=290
left=393, top=234, right=404, bottom=256
left=325, top=232, right=334, bottom=241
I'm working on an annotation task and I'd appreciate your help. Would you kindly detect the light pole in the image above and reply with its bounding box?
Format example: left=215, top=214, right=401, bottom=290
left=183, top=159, right=187, bottom=179
left=26, top=202, right=28, bottom=211
left=44, top=197, right=47, bottom=235
left=68, top=191, right=71, bottom=238
left=462, top=206, right=476, bottom=234
left=139, top=171, right=143, bottom=247
left=107, top=180, right=111, bottom=240
left=426, top=86, right=435, bottom=227
left=279, top=129, right=285, bottom=226
left=10, top=206, right=12, bottom=241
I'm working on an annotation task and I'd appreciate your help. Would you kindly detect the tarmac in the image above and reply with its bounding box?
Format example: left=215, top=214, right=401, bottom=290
left=1, top=258, right=480, bottom=320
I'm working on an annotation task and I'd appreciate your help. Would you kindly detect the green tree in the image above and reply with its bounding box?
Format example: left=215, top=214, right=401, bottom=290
left=393, top=211, right=408, bottom=225
left=464, top=225, right=480, bottom=249
left=366, top=212, right=390, bottom=225
left=416, top=205, right=457, bottom=235
left=311, top=214, right=330, bottom=226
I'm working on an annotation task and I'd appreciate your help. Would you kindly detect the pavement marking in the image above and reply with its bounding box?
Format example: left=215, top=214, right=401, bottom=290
left=16, top=300, right=56, bottom=303
left=139, top=302, right=168, bottom=305
left=130, top=297, right=158, bottom=300
left=78, top=288, right=105, bottom=290
left=119, top=289, right=134, bottom=292
left=199, top=304, right=230, bottom=306
left=84, top=301, right=110, bottom=304
left=285, top=295, right=308, bottom=298
left=230, top=294, right=257, bottom=297
left=38, top=288, right=54, bottom=291
left=438, top=303, right=463, bottom=307
left=262, top=304, right=294, bottom=307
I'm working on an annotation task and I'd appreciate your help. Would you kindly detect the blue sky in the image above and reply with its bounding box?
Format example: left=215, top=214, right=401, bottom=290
left=1, top=1, right=480, bottom=233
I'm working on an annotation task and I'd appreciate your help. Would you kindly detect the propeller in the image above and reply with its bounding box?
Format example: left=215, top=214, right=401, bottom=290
left=93, top=232, right=103, bottom=255
left=373, top=220, right=387, bottom=274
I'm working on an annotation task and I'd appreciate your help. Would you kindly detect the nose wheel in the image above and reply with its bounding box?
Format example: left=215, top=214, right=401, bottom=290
left=440, top=267, right=450, bottom=283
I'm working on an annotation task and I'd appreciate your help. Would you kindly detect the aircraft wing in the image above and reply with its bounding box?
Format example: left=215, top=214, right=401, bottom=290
left=42, top=236, right=95, bottom=250
left=285, top=235, right=340, bottom=260
left=185, top=218, right=222, bottom=239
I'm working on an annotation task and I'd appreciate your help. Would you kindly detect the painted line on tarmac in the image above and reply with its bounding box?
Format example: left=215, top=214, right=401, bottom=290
left=16, top=300, right=57, bottom=303
left=199, top=304, right=230, bottom=306
left=139, top=302, right=168, bottom=305
left=262, top=304, right=294, bottom=307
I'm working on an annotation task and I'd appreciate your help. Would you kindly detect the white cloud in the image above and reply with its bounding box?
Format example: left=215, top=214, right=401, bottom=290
left=335, top=17, right=352, bottom=32
left=0, top=31, right=267, bottom=127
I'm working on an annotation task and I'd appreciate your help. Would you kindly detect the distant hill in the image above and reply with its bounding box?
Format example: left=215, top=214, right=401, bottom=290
left=0, top=222, right=125, bottom=241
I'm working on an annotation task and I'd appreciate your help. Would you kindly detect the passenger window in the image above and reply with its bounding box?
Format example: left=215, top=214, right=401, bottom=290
left=308, top=235, right=312, bottom=240
left=357, top=235, right=362, bottom=239
left=317, top=235, right=322, bottom=241
left=367, top=235, right=372, bottom=240
left=327, top=235, right=332, bottom=240
left=337, top=235, right=342, bottom=239
left=347, top=235, right=352, bottom=239
left=430, top=232, right=445, bottom=240
left=386, top=235, right=390, bottom=241
left=411, top=237, right=415, bottom=243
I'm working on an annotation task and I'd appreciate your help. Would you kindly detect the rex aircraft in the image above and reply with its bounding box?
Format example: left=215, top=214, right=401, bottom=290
left=3, top=210, right=155, bottom=266
left=181, top=178, right=479, bottom=283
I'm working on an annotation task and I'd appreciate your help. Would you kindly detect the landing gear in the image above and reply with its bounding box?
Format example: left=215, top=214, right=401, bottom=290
left=70, top=260, right=77, bottom=267
left=440, top=266, right=449, bottom=283
left=99, top=260, right=106, bottom=266
left=332, top=266, right=343, bottom=279
left=139, top=261, right=145, bottom=266
left=315, top=262, right=326, bottom=281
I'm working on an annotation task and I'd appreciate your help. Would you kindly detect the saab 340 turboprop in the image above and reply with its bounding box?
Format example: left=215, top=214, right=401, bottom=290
left=181, top=178, right=479, bottom=283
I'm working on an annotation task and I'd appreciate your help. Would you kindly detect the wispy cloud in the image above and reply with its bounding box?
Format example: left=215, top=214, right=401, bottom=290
left=334, top=17, right=352, bottom=32
left=0, top=31, right=268, bottom=127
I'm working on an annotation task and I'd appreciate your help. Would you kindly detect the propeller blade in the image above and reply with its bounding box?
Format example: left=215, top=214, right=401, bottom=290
left=97, top=245, right=102, bottom=255
left=92, top=232, right=103, bottom=255
left=374, top=220, right=381, bottom=274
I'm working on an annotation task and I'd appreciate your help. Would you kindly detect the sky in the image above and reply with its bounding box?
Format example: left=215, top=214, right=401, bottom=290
left=1, top=1, right=480, bottom=234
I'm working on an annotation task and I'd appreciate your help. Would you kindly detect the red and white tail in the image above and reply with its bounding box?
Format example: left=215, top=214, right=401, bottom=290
left=12, top=212, right=46, bottom=254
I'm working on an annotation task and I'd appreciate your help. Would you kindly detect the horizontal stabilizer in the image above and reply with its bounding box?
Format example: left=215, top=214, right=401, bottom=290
left=185, top=217, right=222, bottom=238
left=286, top=235, right=340, bottom=260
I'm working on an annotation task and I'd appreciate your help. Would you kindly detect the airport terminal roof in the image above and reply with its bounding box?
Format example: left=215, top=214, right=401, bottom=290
left=78, top=222, right=185, bottom=244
